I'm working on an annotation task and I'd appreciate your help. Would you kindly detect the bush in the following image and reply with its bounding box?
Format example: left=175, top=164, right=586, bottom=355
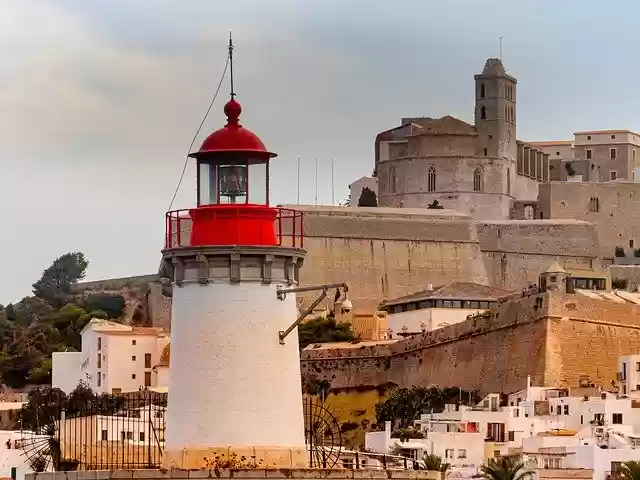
left=84, top=294, right=126, bottom=319
left=615, top=246, right=626, bottom=257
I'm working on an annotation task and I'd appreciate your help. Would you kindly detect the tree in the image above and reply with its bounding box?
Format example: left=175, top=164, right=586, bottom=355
left=620, top=461, right=640, bottom=480
left=84, top=294, right=126, bottom=319
left=297, top=316, right=356, bottom=349
left=422, top=453, right=450, bottom=474
left=32, top=252, right=88, bottom=306
left=358, top=187, right=378, bottom=207
left=427, top=200, right=444, bottom=209
left=480, top=457, right=529, bottom=480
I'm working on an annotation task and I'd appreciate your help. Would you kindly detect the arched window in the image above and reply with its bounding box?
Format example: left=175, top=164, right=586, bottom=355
left=480, top=83, right=486, bottom=98
left=480, top=106, right=486, bottom=120
left=589, top=197, right=599, bottom=213
left=507, top=168, right=511, bottom=196
left=390, top=166, right=397, bottom=194
left=505, top=105, right=509, bottom=121
left=473, top=168, right=483, bottom=192
left=427, top=166, right=436, bottom=192
left=524, top=205, right=534, bottom=220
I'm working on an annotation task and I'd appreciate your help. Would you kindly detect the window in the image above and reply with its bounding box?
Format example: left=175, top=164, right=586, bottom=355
left=139, top=432, right=145, bottom=442
left=513, top=408, right=519, bottom=418
left=101, top=430, right=108, bottom=441
left=132, top=374, right=136, bottom=380
left=586, top=149, right=592, bottom=159
left=611, top=148, right=617, bottom=159
left=97, top=337, right=102, bottom=350
left=508, top=431, right=515, bottom=442
left=97, top=375, right=101, bottom=387
left=458, top=449, right=467, bottom=459
left=507, top=168, right=511, bottom=195
left=427, top=166, right=436, bottom=192
left=613, top=413, right=623, bottom=424
left=631, top=240, right=635, bottom=249
left=480, top=83, right=485, bottom=98
left=445, top=449, right=454, bottom=459
left=126, top=431, right=133, bottom=441
left=612, top=135, right=616, bottom=139
left=564, top=405, right=570, bottom=415
left=636, top=385, right=640, bottom=391
left=145, top=371, right=152, bottom=387
left=611, top=171, right=617, bottom=180
left=390, top=166, right=397, bottom=194
left=556, top=405, right=561, bottom=415
left=132, top=356, right=136, bottom=362
left=550, top=275, right=557, bottom=282
left=483, top=148, right=488, bottom=156
left=474, top=168, right=483, bottom=192
left=589, top=197, right=599, bottom=213
left=97, top=354, right=101, bottom=369
left=505, top=105, right=508, bottom=120
left=556, top=151, right=560, bottom=156
left=132, top=340, right=136, bottom=346
left=636, top=362, right=640, bottom=371
left=587, top=135, right=592, bottom=140
left=144, top=353, right=152, bottom=368
left=480, top=106, right=486, bottom=120
left=634, top=149, right=636, bottom=160
left=580, top=415, right=583, bottom=425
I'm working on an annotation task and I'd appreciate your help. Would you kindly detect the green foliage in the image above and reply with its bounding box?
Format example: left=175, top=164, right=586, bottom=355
left=615, top=246, right=626, bottom=258
left=357, top=187, right=378, bottom=207
left=612, top=278, right=628, bottom=290
left=427, top=200, right=444, bottom=209
left=480, top=457, right=529, bottom=480
left=298, top=316, right=356, bottom=349
left=32, top=252, right=88, bottom=306
left=422, top=453, right=450, bottom=473
left=375, top=386, right=480, bottom=430
left=393, top=426, right=425, bottom=441
left=84, top=294, right=126, bottom=319
left=620, top=461, right=640, bottom=480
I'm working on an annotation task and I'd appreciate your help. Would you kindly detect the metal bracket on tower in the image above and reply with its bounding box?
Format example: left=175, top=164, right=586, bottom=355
left=276, top=283, right=349, bottom=345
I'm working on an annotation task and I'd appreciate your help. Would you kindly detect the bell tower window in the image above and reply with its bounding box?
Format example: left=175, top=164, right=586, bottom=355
left=473, top=168, right=483, bottom=192
left=480, top=106, right=486, bottom=120
left=427, top=166, right=436, bottom=192
left=480, top=83, right=485, bottom=98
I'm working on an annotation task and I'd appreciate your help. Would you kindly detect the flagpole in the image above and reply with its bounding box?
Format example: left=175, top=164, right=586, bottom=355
left=296, top=156, right=300, bottom=205
left=331, top=158, right=335, bottom=205
left=315, top=157, right=319, bottom=206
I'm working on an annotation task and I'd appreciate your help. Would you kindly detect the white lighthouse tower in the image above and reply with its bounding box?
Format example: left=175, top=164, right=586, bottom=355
left=161, top=41, right=308, bottom=470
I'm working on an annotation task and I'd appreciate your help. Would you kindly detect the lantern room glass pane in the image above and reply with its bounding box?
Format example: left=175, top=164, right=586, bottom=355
left=198, top=162, right=218, bottom=206
left=248, top=161, right=268, bottom=204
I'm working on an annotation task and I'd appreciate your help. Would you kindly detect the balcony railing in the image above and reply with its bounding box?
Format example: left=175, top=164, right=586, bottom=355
left=164, top=206, right=304, bottom=249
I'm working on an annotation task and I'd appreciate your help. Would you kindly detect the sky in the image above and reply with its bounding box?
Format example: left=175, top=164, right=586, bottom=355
left=1, top=0, right=640, bottom=303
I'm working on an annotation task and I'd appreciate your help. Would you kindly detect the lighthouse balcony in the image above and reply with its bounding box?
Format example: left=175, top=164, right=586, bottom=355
left=164, top=205, right=304, bottom=249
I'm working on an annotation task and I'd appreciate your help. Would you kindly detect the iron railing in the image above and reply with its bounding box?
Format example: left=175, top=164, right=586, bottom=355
left=19, top=390, right=167, bottom=471
left=164, top=206, right=304, bottom=249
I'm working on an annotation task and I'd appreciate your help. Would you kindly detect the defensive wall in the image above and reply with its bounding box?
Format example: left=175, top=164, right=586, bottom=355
left=301, top=292, right=640, bottom=395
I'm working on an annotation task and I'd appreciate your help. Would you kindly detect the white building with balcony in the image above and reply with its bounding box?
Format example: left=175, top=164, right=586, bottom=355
left=52, top=319, right=169, bottom=395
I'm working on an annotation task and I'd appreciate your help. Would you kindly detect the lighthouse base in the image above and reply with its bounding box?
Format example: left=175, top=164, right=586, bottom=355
left=163, top=445, right=308, bottom=469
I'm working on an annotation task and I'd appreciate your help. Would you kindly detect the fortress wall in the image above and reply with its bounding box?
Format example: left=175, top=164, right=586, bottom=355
left=301, top=294, right=549, bottom=395
left=294, top=206, right=488, bottom=310
left=301, top=293, right=640, bottom=396
left=477, top=221, right=600, bottom=288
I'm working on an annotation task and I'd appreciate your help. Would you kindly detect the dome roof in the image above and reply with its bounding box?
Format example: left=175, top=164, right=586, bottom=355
left=190, top=99, right=276, bottom=158
left=158, top=343, right=170, bottom=368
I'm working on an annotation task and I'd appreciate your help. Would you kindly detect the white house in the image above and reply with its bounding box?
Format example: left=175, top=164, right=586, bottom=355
left=52, top=319, right=169, bottom=395
left=378, top=283, right=515, bottom=338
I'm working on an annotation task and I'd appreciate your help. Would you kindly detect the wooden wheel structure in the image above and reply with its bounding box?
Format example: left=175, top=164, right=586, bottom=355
left=19, top=403, right=60, bottom=473
left=303, top=396, right=342, bottom=468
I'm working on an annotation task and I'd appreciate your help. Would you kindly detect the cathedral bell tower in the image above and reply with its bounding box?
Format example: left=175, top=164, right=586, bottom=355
left=474, top=58, right=517, bottom=161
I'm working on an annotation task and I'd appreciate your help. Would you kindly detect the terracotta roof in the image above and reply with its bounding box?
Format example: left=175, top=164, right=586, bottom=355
left=382, top=282, right=516, bottom=307
left=405, top=116, right=477, bottom=136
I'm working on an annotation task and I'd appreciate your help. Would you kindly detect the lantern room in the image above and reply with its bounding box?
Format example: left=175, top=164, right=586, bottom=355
left=190, top=98, right=276, bottom=206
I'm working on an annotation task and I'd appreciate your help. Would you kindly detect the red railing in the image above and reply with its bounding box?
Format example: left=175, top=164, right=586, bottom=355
left=164, top=206, right=304, bottom=249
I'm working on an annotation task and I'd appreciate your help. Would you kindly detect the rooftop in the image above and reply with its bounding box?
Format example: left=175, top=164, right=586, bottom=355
left=574, top=129, right=640, bottom=136
left=404, top=115, right=477, bottom=137
left=82, top=318, right=167, bottom=337
left=381, top=282, right=516, bottom=307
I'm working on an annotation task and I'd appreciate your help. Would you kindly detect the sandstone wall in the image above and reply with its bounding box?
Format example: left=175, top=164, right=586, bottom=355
left=293, top=206, right=488, bottom=310
left=609, top=265, right=640, bottom=290
left=477, top=220, right=600, bottom=288
left=302, top=293, right=640, bottom=395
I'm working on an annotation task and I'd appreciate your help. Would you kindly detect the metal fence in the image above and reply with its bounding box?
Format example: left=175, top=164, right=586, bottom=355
left=19, top=390, right=167, bottom=471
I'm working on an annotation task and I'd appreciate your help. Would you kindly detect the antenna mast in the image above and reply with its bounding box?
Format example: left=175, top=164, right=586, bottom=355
left=229, top=32, right=235, bottom=99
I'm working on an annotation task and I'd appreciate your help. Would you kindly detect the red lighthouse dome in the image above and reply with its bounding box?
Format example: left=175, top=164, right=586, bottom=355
left=192, top=99, right=276, bottom=158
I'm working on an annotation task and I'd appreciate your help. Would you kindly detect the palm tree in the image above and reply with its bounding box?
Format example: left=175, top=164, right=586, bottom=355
left=480, top=457, right=529, bottom=480
left=619, top=461, right=640, bottom=480
left=422, top=453, right=450, bottom=474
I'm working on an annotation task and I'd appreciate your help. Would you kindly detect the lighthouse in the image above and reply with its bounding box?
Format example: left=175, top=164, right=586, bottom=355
left=161, top=40, right=308, bottom=469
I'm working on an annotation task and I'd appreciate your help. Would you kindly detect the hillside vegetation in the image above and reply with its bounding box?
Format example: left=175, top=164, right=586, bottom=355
left=0, top=253, right=129, bottom=388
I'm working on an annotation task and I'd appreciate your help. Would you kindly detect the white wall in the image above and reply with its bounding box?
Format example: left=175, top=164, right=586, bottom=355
left=0, top=431, right=39, bottom=480
left=388, top=308, right=485, bottom=337
left=425, top=432, right=484, bottom=467
left=51, top=352, right=82, bottom=394
left=166, top=281, right=305, bottom=450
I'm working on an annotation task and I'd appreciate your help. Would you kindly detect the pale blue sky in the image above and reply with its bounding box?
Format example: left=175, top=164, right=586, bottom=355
left=0, top=0, right=637, bottom=302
